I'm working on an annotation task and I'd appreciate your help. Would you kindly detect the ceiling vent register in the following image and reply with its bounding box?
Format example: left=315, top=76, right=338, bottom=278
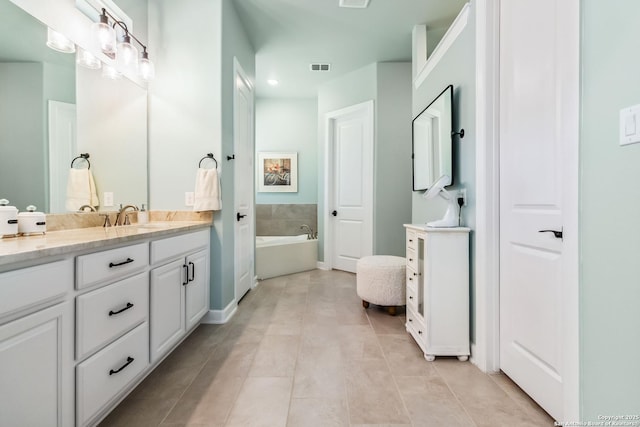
left=310, top=63, right=331, bottom=72
left=339, top=0, right=371, bottom=8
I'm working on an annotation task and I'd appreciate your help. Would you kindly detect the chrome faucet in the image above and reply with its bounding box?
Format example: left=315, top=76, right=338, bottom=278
left=115, top=204, right=139, bottom=226
left=78, top=205, right=96, bottom=212
left=300, top=224, right=316, bottom=240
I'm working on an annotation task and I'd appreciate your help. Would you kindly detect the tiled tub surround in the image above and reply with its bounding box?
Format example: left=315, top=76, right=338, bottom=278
left=256, top=204, right=317, bottom=236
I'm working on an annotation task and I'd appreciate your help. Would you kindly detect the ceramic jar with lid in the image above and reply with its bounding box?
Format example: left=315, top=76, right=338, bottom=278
left=0, top=199, right=19, bottom=238
left=18, top=205, right=46, bottom=235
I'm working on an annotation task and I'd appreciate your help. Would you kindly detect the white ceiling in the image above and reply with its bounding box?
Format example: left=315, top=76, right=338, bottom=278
left=231, top=0, right=467, bottom=99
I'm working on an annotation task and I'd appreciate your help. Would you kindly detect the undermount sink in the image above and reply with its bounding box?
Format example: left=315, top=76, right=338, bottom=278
left=134, top=222, right=172, bottom=229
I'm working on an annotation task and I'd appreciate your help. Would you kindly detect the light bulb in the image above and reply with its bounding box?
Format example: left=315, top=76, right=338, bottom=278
left=101, top=63, right=122, bottom=80
left=139, top=50, right=155, bottom=81
left=76, top=47, right=101, bottom=70
left=46, top=27, right=75, bottom=53
left=92, top=12, right=116, bottom=54
left=116, top=33, right=138, bottom=74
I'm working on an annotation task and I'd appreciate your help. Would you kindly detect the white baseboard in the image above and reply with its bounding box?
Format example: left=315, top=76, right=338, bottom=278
left=252, top=275, right=259, bottom=288
left=470, top=342, right=480, bottom=369
left=201, top=300, right=237, bottom=324
left=316, top=261, right=329, bottom=270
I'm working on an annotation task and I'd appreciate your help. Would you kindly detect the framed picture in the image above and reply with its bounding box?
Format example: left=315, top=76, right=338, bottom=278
left=257, top=152, right=298, bottom=193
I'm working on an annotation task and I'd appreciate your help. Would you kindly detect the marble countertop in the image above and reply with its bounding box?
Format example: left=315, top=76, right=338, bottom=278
left=0, top=221, right=212, bottom=268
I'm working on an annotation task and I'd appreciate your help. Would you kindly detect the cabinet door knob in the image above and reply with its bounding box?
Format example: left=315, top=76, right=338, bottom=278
left=418, top=330, right=423, bottom=335
left=409, top=296, right=413, bottom=300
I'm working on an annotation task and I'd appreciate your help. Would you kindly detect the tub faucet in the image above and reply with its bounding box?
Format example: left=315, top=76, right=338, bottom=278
left=115, top=204, right=139, bottom=226
left=300, top=224, right=315, bottom=240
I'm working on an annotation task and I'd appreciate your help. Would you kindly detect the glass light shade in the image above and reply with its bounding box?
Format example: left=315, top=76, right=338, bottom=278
left=116, top=35, right=138, bottom=74
left=92, top=17, right=116, bottom=54
left=76, top=47, right=101, bottom=70
left=139, top=51, right=155, bottom=81
left=46, top=28, right=75, bottom=53
left=101, top=63, right=122, bottom=80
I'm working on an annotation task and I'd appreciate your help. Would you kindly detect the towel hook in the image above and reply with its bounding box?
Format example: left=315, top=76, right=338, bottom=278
left=71, top=153, right=91, bottom=169
left=198, top=153, right=218, bottom=169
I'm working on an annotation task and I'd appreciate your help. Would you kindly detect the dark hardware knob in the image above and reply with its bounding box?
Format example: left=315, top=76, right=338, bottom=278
left=237, top=212, right=247, bottom=221
left=408, top=318, right=413, bottom=322
left=109, top=258, right=134, bottom=268
left=188, top=261, right=195, bottom=282
left=538, top=229, right=563, bottom=239
left=418, top=330, right=423, bottom=335
left=409, top=296, right=413, bottom=300
left=409, top=277, right=413, bottom=281
left=109, top=302, right=134, bottom=316
left=109, top=356, right=134, bottom=375
left=409, top=239, right=413, bottom=243
left=331, top=210, right=337, bottom=217
left=409, top=258, right=413, bottom=262
left=183, top=264, right=189, bottom=286
left=413, top=272, right=417, bottom=276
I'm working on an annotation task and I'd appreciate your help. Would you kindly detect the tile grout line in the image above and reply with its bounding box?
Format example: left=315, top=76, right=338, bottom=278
left=431, top=361, right=480, bottom=427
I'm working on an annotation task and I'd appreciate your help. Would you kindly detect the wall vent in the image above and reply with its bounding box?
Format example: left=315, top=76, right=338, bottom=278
left=310, top=63, right=331, bottom=72
left=339, top=0, right=371, bottom=9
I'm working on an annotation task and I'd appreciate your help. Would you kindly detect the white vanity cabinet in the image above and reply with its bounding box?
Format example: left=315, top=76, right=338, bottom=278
left=150, top=229, right=210, bottom=363
left=404, top=225, right=470, bottom=362
left=0, top=260, right=74, bottom=427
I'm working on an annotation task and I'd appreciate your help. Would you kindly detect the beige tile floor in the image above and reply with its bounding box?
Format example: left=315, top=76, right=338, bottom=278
left=100, top=269, right=555, bottom=427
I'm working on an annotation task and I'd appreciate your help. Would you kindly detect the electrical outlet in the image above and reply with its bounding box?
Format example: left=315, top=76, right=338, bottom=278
left=457, top=189, right=467, bottom=206
left=103, top=192, right=114, bottom=207
left=185, top=192, right=195, bottom=206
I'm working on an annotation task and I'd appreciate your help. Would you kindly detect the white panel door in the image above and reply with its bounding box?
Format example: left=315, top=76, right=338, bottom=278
left=0, top=301, right=73, bottom=427
left=48, top=101, right=76, bottom=213
left=234, top=58, right=254, bottom=303
left=185, top=249, right=209, bottom=330
left=328, top=101, right=374, bottom=273
left=499, top=0, right=579, bottom=421
left=150, top=259, right=185, bottom=363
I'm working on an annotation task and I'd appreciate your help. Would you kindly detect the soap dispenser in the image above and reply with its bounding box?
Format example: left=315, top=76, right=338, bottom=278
left=0, top=199, right=18, bottom=238
left=138, top=203, right=148, bottom=224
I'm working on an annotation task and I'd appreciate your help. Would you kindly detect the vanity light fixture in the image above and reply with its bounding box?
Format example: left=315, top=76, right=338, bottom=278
left=101, top=63, right=122, bottom=80
left=92, top=8, right=154, bottom=81
left=76, top=47, right=102, bottom=70
left=46, top=28, right=75, bottom=54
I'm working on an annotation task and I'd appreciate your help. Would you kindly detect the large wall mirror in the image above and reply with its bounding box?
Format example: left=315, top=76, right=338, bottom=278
left=0, top=0, right=148, bottom=214
left=412, top=84, right=454, bottom=191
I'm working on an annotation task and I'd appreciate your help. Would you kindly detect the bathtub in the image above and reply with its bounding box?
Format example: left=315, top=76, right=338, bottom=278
left=256, top=235, right=318, bottom=280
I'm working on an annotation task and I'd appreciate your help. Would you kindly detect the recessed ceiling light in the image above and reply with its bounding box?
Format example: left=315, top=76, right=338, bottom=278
left=267, top=79, right=279, bottom=86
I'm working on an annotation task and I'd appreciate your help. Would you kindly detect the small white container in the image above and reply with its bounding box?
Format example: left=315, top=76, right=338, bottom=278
left=137, top=204, right=148, bottom=225
left=18, top=205, right=46, bottom=236
left=0, top=199, right=19, bottom=238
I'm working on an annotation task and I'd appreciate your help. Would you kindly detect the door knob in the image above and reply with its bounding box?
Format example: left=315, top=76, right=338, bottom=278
left=237, top=212, right=247, bottom=221
left=331, top=210, right=337, bottom=217
left=538, top=229, right=563, bottom=239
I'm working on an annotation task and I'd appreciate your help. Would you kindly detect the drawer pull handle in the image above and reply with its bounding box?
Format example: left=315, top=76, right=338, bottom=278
left=183, top=264, right=189, bottom=286
left=188, top=261, right=195, bottom=282
left=109, top=302, right=134, bottom=316
left=409, top=296, right=413, bottom=300
left=109, top=258, right=134, bottom=268
left=413, top=272, right=417, bottom=276
left=408, top=318, right=413, bottom=322
left=409, top=277, right=413, bottom=281
left=409, top=239, right=413, bottom=243
left=409, top=258, right=413, bottom=262
left=109, top=356, right=134, bottom=375
left=418, top=330, right=423, bottom=335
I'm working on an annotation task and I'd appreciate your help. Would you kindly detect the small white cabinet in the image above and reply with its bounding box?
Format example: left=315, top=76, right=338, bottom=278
left=404, top=225, right=470, bottom=362
left=150, top=230, right=210, bottom=363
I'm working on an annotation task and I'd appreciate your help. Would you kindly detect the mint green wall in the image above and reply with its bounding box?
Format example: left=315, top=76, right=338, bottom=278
left=411, top=4, right=476, bottom=341
left=375, top=62, right=412, bottom=257
left=580, top=0, right=640, bottom=418
left=149, top=0, right=254, bottom=310
left=255, top=98, right=317, bottom=205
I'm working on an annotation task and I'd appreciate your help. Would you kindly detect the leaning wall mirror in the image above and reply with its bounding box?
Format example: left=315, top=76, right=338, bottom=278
left=412, top=84, right=454, bottom=191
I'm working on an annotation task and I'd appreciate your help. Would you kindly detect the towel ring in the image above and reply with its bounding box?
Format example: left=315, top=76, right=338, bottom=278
left=198, top=153, right=218, bottom=169
left=71, top=153, right=91, bottom=169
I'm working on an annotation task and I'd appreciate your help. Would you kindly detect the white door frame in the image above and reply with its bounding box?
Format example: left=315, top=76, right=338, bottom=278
left=323, top=100, right=374, bottom=270
left=233, top=57, right=256, bottom=302
left=473, top=0, right=580, bottom=420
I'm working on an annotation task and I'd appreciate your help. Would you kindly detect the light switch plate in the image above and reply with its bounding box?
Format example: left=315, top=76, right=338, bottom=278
left=103, top=192, right=114, bottom=207
left=619, top=104, right=640, bottom=146
left=185, top=192, right=195, bottom=206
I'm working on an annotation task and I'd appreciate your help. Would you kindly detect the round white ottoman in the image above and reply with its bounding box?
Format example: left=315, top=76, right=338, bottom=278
left=356, top=255, right=406, bottom=315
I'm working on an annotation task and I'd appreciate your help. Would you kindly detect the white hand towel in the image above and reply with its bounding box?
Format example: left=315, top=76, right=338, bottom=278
left=65, top=168, right=99, bottom=211
left=193, top=168, right=221, bottom=211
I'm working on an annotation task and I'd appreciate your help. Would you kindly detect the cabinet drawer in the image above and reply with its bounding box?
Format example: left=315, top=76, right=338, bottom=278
left=150, top=229, right=209, bottom=265
left=406, top=308, right=426, bottom=352
left=406, top=230, right=417, bottom=251
left=76, top=243, right=149, bottom=290
left=406, top=247, right=417, bottom=271
left=406, top=280, right=418, bottom=312
left=406, top=267, right=418, bottom=290
left=76, top=272, right=149, bottom=360
left=0, top=259, right=72, bottom=320
left=76, top=322, right=149, bottom=426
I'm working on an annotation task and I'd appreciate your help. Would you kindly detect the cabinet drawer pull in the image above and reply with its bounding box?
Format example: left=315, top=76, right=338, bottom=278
left=409, top=258, right=413, bottom=262
left=418, top=330, right=423, bottom=335
left=408, top=318, right=413, bottom=322
left=409, top=277, right=413, bottom=281
left=109, top=257, right=134, bottom=268
left=183, top=264, right=189, bottom=286
left=188, top=261, right=195, bottom=282
left=409, top=239, right=413, bottom=243
left=109, top=356, right=134, bottom=375
left=108, top=302, right=134, bottom=316
left=409, top=296, right=413, bottom=300
left=413, top=272, right=417, bottom=276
